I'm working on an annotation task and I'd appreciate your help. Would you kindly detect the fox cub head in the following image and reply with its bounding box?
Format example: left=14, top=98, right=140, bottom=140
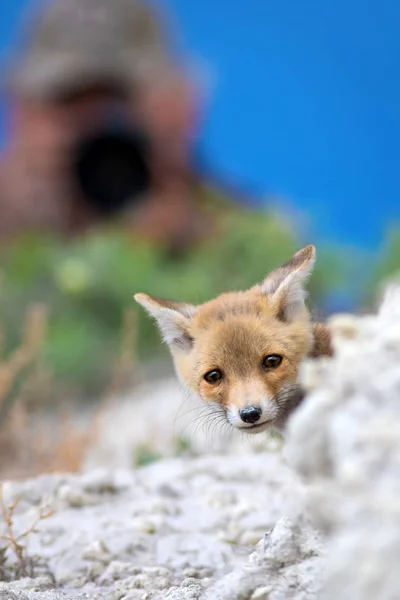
left=135, top=245, right=331, bottom=434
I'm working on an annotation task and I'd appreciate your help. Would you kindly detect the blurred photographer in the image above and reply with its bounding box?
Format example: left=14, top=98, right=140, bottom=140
left=0, top=0, right=211, bottom=251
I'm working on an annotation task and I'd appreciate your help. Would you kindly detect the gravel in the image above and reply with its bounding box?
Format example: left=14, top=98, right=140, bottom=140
left=2, top=284, right=400, bottom=598
left=0, top=452, right=321, bottom=599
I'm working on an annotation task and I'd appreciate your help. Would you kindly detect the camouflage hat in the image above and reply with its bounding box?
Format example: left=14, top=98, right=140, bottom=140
left=8, top=0, right=178, bottom=99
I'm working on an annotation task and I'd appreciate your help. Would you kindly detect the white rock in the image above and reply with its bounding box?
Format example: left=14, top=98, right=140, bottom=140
left=287, top=283, right=400, bottom=599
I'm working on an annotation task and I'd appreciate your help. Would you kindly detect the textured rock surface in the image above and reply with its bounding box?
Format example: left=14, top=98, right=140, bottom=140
left=2, top=286, right=399, bottom=598
left=286, top=285, right=400, bottom=599
left=0, top=453, right=320, bottom=599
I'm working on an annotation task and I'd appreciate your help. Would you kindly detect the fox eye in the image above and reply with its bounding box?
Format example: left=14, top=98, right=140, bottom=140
left=204, top=369, right=224, bottom=384
left=262, top=355, right=283, bottom=369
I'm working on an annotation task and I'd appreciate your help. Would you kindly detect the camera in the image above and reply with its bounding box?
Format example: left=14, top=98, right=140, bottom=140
left=72, top=112, right=152, bottom=216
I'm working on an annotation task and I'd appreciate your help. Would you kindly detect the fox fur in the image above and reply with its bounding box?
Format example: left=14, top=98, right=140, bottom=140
left=135, top=245, right=333, bottom=434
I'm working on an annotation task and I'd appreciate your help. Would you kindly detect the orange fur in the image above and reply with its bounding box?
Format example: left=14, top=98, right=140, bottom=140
left=135, top=245, right=332, bottom=434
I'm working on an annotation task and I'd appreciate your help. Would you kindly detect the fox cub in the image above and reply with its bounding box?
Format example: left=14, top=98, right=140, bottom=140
left=135, top=245, right=332, bottom=434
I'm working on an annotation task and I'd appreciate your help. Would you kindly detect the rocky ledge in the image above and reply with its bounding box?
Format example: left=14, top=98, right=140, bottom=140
left=1, top=285, right=400, bottom=599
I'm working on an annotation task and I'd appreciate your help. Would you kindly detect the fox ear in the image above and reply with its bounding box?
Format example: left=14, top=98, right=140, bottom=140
left=260, top=245, right=316, bottom=322
left=134, top=293, right=197, bottom=352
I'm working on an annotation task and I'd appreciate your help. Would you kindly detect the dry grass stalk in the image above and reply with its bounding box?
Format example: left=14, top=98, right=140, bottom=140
left=0, top=304, right=47, bottom=422
left=0, top=306, right=140, bottom=479
left=0, top=484, right=54, bottom=579
left=106, top=307, right=139, bottom=398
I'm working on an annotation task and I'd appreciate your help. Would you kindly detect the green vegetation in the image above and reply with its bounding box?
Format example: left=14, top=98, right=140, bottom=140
left=133, top=444, right=163, bottom=467
left=0, top=207, right=348, bottom=399
left=365, top=227, right=400, bottom=306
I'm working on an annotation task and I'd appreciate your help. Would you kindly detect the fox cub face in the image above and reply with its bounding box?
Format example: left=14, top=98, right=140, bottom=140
left=135, top=245, right=330, bottom=434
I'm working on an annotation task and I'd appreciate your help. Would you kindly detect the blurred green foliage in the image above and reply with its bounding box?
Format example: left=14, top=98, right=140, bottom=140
left=0, top=207, right=345, bottom=399
left=364, top=227, right=400, bottom=307
left=133, top=444, right=163, bottom=467
left=133, top=436, right=193, bottom=467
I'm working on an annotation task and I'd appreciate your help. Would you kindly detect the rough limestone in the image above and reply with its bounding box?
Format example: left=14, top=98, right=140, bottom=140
left=0, top=453, right=320, bottom=599
left=286, top=284, right=400, bottom=599
left=1, top=285, right=400, bottom=598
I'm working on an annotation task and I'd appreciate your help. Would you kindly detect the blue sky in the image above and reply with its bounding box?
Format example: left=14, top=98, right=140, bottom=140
left=0, top=0, right=399, bottom=250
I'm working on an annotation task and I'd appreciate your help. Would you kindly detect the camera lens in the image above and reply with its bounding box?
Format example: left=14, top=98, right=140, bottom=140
left=73, top=125, right=151, bottom=215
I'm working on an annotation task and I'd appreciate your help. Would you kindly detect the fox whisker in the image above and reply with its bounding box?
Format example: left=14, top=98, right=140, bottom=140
left=136, top=244, right=332, bottom=441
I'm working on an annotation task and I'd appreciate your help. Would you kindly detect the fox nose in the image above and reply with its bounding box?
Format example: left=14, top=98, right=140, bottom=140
left=239, top=406, right=262, bottom=424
